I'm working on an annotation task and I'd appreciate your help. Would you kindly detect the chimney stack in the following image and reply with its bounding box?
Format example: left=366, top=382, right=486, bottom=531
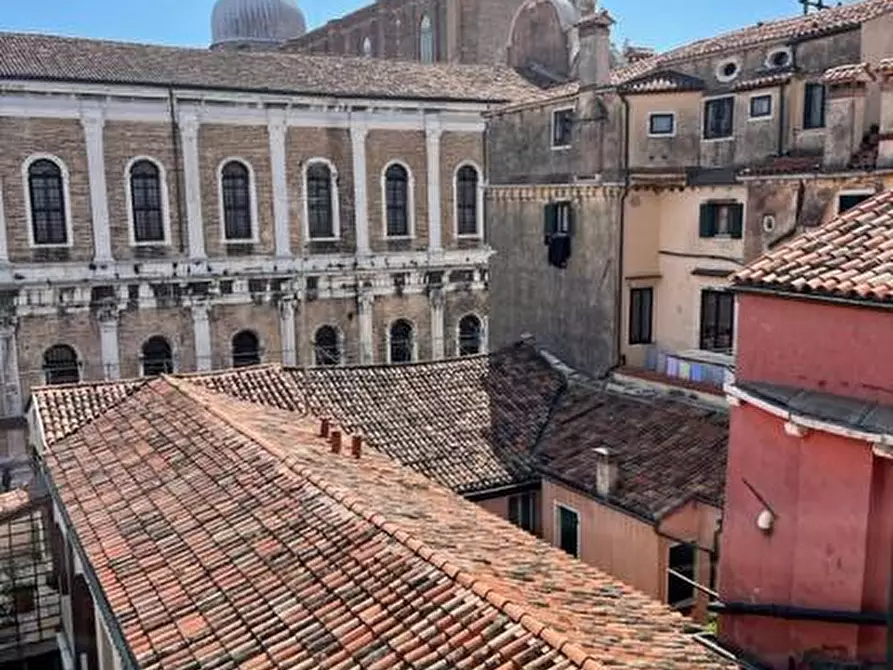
left=576, top=9, right=614, bottom=89
left=593, top=447, right=618, bottom=498
left=351, top=434, right=363, bottom=459
left=330, top=429, right=342, bottom=454
left=319, top=416, right=330, bottom=438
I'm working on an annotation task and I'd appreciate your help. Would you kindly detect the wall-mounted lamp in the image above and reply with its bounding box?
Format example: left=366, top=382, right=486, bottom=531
left=756, top=508, right=775, bottom=535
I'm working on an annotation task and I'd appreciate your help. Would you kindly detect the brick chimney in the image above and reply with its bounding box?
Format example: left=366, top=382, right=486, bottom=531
left=575, top=9, right=614, bottom=88
left=593, top=447, right=618, bottom=498
left=351, top=434, right=363, bottom=459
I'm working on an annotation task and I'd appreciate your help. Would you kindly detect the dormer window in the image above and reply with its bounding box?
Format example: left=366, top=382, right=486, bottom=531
left=715, top=57, right=741, bottom=83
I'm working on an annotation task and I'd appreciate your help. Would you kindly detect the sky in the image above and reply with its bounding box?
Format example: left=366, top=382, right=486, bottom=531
left=0, top=0, right=844, bottom=52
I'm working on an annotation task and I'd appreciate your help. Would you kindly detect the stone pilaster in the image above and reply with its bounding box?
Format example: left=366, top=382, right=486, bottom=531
left=96, top=301, right=121, bottom=380
left=429, top=287, right=445, bottom=359
left=0, top=178, right=8, bottom=265
left=81, top=109, right=113, bottom=263
left=268, top=110, right=291, bottom=257
left=351, top=119, right=371, bottom=257
left=358, top=289, right=374, bottom=364
left=279, top=296, right=297, bottom=367
left=179, top=111, right=206, bottom=260
left=425, top=117, right=443, bottom=253
left=0, top=312, right=21, bottom=418
left=192, top=301, right=212, bottom=371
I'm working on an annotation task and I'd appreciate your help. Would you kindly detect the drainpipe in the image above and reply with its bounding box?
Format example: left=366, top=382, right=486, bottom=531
left=616, top=90, right=631, bottom=370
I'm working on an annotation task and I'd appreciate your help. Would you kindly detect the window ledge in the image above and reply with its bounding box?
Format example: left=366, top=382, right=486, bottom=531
left=131, top=240, right=171, bottom=247
left=676, top=349, right=735, bottom=368
left=223, top=237, right=259, bottom=245
left=551, top=144, right=572, bottom=151
left=647, top=133, right=675, bottom=139
left=385, top=235, right=415, bottom=241
left=701, top=136, right=734, bottom=143
left=456, top=233, right=482, bottom=240
left=307, top=236, right=341, bottom=243
left=30, top=242, right=73, bottom=249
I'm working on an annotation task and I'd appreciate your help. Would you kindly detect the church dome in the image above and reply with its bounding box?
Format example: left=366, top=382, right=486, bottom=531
left=211, top=0, right=307, bottom=49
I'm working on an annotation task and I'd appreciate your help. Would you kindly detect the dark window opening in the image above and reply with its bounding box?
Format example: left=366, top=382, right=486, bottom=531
left=130, top=160, right=165, bottom=243
left=750, top=95, right=772, bottom=119
left=720, top=61, right=738, bottom=78
left=699, top=201, right=743, bottom=239
left=43, top=345, right=80, bottom=385
left=703, top=97, right=734, bottom=140
left=629, top=287, right=653, bottom=345
left=232, top=330, right=261, bottom=368
left=221, top=161, right=253, bottom=241
left=838, top=193, right=873, bottom=214
left=314, top=326, right=341, bottom=366
left=385, top=164, right=410, bottom=237
left=508, top=492, right=537, bottom=533
left=456, top=165, right=479, bottom=236
left=668, top=543, right=697, bottom=614
left=141, top=336, right=174, bottom=377
left=649, top=113, right=675, bottom=135
left=803, top=82, right=826, bottom=130
left=389, top=319, right=414, bottom=363
left=700, top=290, right=734, bottom=353
left=557, top=505, right=579, bottom=557
left=307, top=163, right=335, bottom=239
left=28, top=159, right=68, bottom=245
left=543, top=201, right=573, bottom=268
left=458, top=315, right=482, bottom=356
left=552, top=108, right=574, bottom=147
left=769, top=50, right=790, bottom=68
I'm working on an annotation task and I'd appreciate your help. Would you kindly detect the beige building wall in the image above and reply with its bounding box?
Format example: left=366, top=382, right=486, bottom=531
left=627, top=92, right=701, bottom=170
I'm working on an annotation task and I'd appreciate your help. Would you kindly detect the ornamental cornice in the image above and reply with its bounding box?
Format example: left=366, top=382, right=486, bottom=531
left=486, top=183, right=623, bottom=201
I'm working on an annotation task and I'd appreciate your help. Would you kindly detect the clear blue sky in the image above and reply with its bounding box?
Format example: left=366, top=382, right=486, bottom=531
left=0, top=0, right=846, bottom=52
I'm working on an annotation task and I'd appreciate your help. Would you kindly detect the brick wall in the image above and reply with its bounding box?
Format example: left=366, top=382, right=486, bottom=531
left=299, top=296, right=360, bottom=366
left=444, top=289, right=487, bottom=357
left=209, top=302, right=282, bottom=368
left=373, top=293, right=432, bottom=362
left=440, top=132, right=484, bottom=247
left=117, top=307, right=196, bottom=378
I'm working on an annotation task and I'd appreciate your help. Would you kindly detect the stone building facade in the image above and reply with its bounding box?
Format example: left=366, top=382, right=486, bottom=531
left=486, top=0, right=893, bottom=382
left=0, top=31, right=538, bottom=465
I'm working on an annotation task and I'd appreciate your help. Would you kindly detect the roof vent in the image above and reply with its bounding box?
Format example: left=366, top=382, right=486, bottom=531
left=594, top=447, right=618, bottom=498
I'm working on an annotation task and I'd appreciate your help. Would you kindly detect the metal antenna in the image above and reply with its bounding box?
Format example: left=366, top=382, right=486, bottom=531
left=799, top=0, right=828, bottom=15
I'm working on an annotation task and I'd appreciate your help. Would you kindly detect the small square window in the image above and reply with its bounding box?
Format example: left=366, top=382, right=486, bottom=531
left=750, top=95, right=772, bottom=119
left=552, top=108, right=574, bottom=148
left=508, top=492, right=537, bottom=533
left=649, top=113, right=675, bottom=136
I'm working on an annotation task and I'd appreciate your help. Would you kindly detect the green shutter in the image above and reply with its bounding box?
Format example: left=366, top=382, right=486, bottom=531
left=729, top=203, right=744, bottom=239
left=543, top=203, right=557, bottom=244
left=699, top=203, right=716, bottom=238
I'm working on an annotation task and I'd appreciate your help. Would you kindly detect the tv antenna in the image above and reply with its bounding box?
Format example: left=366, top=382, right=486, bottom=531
left=799, top=0, right=828, bottom=14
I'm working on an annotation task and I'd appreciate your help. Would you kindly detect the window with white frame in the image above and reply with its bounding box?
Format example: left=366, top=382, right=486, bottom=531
left=648, top=113, right=675, bottom=136
left=26, top=157, right=70, bottom=246
left=455, top=164, right=480, bottom=237
left=384, top=163, right=411, bottom=237
left=305, top=161, right=338, bottom=239
left=556, top=504, right=579, bottom=558
left=419, top=14, right=434, bottom=63
left=219, top=160, right=255, bottom=242
left=749, top=95, right=772, bottom=119
left=128, top=158, right=167, bottom=244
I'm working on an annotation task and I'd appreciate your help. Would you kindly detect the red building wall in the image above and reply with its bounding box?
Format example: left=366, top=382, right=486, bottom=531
left=736, top=292, right=893, bottom=406
left=720, top=292, right=893, bottom=668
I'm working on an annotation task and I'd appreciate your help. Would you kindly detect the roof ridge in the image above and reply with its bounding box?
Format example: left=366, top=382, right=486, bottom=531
left=162, top=375, right=605, bottom=670
left=31, top=377, right=146, bottom=393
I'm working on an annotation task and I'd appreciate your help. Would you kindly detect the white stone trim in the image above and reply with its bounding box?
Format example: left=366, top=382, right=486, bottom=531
left=81, top=110, right=113, bottom=262
left=358, top=291, right=374, bottom=364
left=381, top=159, right=416, bottom=239
left=192, top=304, right=212, bottom=372
left=647, top=111, right=676, bottom=137
left=98, top=317, right=121, bottom=380
left=747, top=93, right=774, bottom=122
left=351, top=120, right=370, bottom=256
left=302, top=158, right=342, bottom=242
left=123, top=155, right=172, bottom=247
left=425, top=119, right=443, bottom=252
left=430, top=297, right=445, bottom=360
left=386, top=317, right=417, bottom=363
left=217, top=157, right=260, bottom=244
left=312, top=323, right=345, bottom=366
left=0, top=178, right=8, bottom=263
left=22, top=153, right=75, bottom=249
left=279, top=299, right=297, bottom=367
left=453, top=160, right=484, bottom=239
left=178, top=111, right=206, bottom=260
left=267, top=111, right=291, bottom=258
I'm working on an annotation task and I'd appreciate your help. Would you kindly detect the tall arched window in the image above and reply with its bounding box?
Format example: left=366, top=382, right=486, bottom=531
left=314, top=326, right=341, bottom=366
left=458, top=315, right=483, bottom=356
left=389, top=319, right=414, bottom=364
left=456, top=165, right=480, bottom=237
left=362, top=36, right=373, bottom=57
left=419, top=14, right=434, bottom=63
left=384, top=163, right=410, bottom=237
left=306, top=162, right=335, bottom=239
left=220, top=160, right=253, bottom=241
left=43, top=345, right=80, bottom=385
left=141, top=336, right=173, bottom=377
left=27, top=158, right=68, bottom=246
left=232, top=330, right=261, bottom=368
left=129, top=159, right=165, bottom=243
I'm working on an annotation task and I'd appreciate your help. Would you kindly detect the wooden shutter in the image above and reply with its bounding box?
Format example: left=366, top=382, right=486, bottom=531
left=699, top=203, right=716, bottom=238
left=543, top=203, right=557, bottom=244
left=729, top=203, right=744, bottom=239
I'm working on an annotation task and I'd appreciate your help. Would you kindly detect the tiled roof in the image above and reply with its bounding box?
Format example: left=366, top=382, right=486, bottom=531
left=38, top=376, right=735, bottom=669
left=538, top=383, right=729, bottom=519
left=824, top=62, right=874, bottom=84
left=0, top=488, right=31, bottom=518
left=732, top=71, right=793, bottom=92
left=618, top=70, right=704, bottom=94
left=738, top=153, right=824, bottom=176
left=0, top=31, right=539, bottom=103
left=734, top=189, right=893, bottom=302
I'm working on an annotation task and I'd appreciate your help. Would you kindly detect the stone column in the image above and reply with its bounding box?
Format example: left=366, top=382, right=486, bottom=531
left=179, top=112, right=206, bottom=260
left=80, top=110, right=113, bottom=263
left=97, top=302, right=120, bottom=380
left=425, top=118, right=443, bottom=253
left=429, top=287, right=445, bottom=359
left=0, top=179, right=8, bottom=265
left=358, top=289, right=374, bottom=364
left=279, top=297, right=297, bottom=367
left=0, top=313, right=21, bottom=418
left=350, top=119, right=371, bottom=257
left=268, top=110, right=291, bottom=258
left=481, top=315, right=490, bottom=353
left=192, top=301, right=212, bottom=372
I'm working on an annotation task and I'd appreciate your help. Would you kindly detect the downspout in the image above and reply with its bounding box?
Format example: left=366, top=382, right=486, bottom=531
left=616, top=90, right=631, bottom=369
left=168, top=87, right=187, bottom=255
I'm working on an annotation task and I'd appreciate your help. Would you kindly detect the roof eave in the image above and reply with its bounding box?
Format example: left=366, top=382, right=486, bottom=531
left=731, top=282, right=893, bottom=311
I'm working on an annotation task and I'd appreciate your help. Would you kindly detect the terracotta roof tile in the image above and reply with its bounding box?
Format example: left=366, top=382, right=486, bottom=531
left=732, top=71, right=793, bottom=92
left=36, top=377, right=734, bottom=669
left=0, top=31, right=539, bottom=102
left=618, top=70, right=704, bottom=94
left=824, top=62, right=874, bottom=84
left=734, top=189, right=893, bottom=302
left=538, top=384, right=728, bottom=519
left=0, top=488, right=31, bottom=518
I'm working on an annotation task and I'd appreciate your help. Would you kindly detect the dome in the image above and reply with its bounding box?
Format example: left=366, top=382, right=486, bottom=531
left=211, top=0, right=307, bottom=49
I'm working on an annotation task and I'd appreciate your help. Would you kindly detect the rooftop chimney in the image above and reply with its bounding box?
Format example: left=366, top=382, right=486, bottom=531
left=623, top=44, right=655, bottom=64
left=593, top=447, right=618, bottom=498
left=351, top=434, right=363, bottom=459
left=319, top=416, right=330, bottom=438
left=576, top=9, right=614, bottom=88
left=330, top=429, right=342, bottom=454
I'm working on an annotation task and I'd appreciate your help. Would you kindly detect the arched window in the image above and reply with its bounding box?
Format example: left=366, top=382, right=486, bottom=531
left=306, top=162, right=335, bottom=239
left=456, top=165, right=480, bottom=237
left=384, top=163, right=410, bottom=237
left=232, top=330, right=261, bottom=368
left=314, top=326, right=341, bottom=366
left=129, top=159, right=165, bottom=243
left=141, top=336, right=173, bottom=377
left=458, top=315, right=483, bottom=356
left=362, top=36, right=373, bottom=57
left=419, top=14, right=434, bottom=63
left=27, top=158, right=68, bottom=246
left=43, top=345, right=79, bottom=385
left=220, top=160, right=254, bottom=241
left=389, top=319, right=414, bottom=364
